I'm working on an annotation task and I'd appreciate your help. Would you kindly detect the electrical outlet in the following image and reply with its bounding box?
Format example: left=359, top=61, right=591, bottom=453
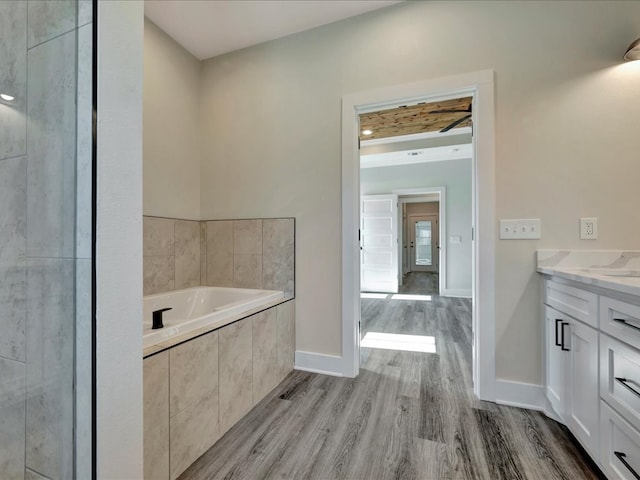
left=499, top=219, right=541, bottom=239
left=580, top=217, right=598, bottom=240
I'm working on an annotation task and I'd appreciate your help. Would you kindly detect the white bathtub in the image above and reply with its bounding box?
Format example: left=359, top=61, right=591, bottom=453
left=143, top=286, right=285, bottom=349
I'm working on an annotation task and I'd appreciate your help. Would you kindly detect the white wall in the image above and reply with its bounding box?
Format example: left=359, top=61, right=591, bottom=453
left=196, top=0, right=640, bottom=385
left=97, top=1, right=144, bottom=477
left=144, top=18, right=201, bottom=219
left=362, top=160, right=472, bottom=293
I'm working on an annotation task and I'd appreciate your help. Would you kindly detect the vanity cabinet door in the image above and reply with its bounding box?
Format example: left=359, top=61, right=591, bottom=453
left=565, top=318, right=600, bottom=460
left=545, top=306, right=567, bottom=419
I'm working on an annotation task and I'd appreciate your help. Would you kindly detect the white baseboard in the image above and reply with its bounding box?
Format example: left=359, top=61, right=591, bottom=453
left=441, top=288, right=472, bottom=298
left=294, top=351, right=344, bottom=377
left=495, top=379, right=545, bottom=411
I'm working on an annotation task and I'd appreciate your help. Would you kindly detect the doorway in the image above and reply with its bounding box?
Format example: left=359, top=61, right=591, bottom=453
left=341, top=70, right=496, bottom=401
left=410, top=214, right=438, bottom=272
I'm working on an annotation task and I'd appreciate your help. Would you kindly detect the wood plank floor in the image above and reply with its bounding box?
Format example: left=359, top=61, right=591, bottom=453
left=179, top=272, right=603, bottom=480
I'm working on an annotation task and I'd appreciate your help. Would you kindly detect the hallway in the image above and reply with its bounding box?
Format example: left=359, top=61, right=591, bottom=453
left=180, top=273, right=601, bottom=479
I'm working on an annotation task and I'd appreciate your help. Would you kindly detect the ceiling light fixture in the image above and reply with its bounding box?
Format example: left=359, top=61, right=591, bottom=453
left=361, top=129, right=373, bottom=136
left=624, top=38, right=640, bottom=61
left=0, top=93, right=14, bottom=101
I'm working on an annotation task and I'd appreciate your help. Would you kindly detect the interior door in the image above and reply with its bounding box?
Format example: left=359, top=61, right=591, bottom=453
left=409, top=214, right=438, bottom=273
left=361, top=194, right=398, bottom=293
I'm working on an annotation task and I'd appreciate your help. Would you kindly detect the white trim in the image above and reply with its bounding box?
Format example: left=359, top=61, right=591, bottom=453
left=394, top=187, right=446, bottom=295
left=361, top=127, right=472, bottom=147
left=360, top=143, right=472, bottom=169
left=295, top=351, right=344, bottom=377
left=495, top=380, right=545, bottom=411
left=342, top=70, right=496, bottom=401
left=442, top=289, right=472, bottom=298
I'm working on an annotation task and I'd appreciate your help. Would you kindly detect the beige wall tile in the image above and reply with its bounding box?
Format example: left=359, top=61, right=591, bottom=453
left=169, top=331, right=218, bottom=418
left=218, top=320, right=252, bottom=434
left=143, top=352, right=169, bottom=480
left=277, top=300, right=296, bottom=381
left=174, top=220, right=200, bottom=290
left=262, top=218, right=295, bottom=295
left=234, top=219, right=262, bottom=255
left=206, top=221, right=233, bottom=287
left=170, top=393, right=219, bottom=480
left=252, top=309, right=278, bottom=404
left=143, top=217, right=174, bottom=257
left=0, top=358, right=25, bottom=479
left=143, top=255, right=174, bottom=295
left=200, top=222, right=207, bottom=285
left=234, top=254, right=262, bottom=289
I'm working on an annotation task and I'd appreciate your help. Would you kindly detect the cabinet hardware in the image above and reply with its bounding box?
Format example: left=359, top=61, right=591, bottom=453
left=613, top=318, right=640, bottom=332
left=614, top=451, right=640, bottom=480
left=615, top=377, right=640, bottom=399
left=561, top=322, right=570, bottom=351
left=555, top=319, right=563, bottom=346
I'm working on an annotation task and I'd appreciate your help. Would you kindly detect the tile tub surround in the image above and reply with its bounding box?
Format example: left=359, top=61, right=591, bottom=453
left=537, top=250, right=640, bottom=297
left=143, top=216, right=295, bottom=297
left=143, top=300, right=295, bottom=480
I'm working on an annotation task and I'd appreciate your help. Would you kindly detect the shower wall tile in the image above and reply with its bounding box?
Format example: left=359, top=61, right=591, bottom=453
left=78, top=0, right=92, bottom=27
left=143, top=217, right=174, bottom=256
left=27, top=0, right=76, bottom=48
left=218, top=319, right=252, bottom=434
left=25, top=469, right=49, bottom=480
left=0, top=262, right=26, bottom=363
left=175, top=220, right=201, bottom=290
left=263, top=218, right=295, bottom=295
left=74, top=259, right=91, bottom=480
left=206, top=221, right=234, bottom=287
left=25, top=258, right=74, bottom=480
left=26, top=31, right=77, bottom=259
left=252, top=309, right=278, bottom=403
left=75, top=24, right=93, bottom=259
left=0, top=1, right=27, bottom=161
left=144, top=256, right=175, bottom=296
left=0, top=156, right=26, bottom=263
left=0, top=357, right=26, bottom=480
left=234, top=219, right=262, bottom=255
left=277, top=300, right=295, bottom=381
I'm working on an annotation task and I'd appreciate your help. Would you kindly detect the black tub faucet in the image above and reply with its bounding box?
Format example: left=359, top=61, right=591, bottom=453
left=152, top=308, right=172, bottom=330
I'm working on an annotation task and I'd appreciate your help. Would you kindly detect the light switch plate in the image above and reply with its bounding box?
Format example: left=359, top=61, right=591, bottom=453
left=450, top=235, right=462, bottom=244
left=500, top=219, right=541, bottom=240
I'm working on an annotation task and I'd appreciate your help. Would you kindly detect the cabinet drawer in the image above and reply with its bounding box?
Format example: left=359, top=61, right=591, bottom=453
left=601, top=296, right=640, bottom=350
left=601, top=334, right=640, bottom=433
left=600, top=401, right=640, bottom=480
left=545, top=280, right=598, bottom=328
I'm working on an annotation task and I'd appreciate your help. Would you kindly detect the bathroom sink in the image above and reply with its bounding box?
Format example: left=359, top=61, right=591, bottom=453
left=578, top=268, right=640, bottom=278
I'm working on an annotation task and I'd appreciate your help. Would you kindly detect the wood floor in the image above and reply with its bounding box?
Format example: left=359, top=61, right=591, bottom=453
left=179, top=272, right=602, bottom=480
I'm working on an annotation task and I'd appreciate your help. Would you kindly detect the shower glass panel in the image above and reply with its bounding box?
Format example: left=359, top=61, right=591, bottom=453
left=0, top=1, right=94, bottom=478
left=415, top=220, right=433, bottom=266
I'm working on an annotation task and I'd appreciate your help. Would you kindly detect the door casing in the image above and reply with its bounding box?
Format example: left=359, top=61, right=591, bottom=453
left=341, top=70, right=496, bottom=402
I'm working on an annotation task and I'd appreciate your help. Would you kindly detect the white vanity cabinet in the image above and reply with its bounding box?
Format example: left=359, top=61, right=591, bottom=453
left=543, top=276, right=640, bottom=479
left=544, top=300, right=599, bottom=458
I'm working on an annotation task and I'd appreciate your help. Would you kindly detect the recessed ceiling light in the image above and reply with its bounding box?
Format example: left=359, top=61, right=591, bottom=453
left=0, top=93, right=14, bottom=101
left=362, top=129, right=373, bottom=136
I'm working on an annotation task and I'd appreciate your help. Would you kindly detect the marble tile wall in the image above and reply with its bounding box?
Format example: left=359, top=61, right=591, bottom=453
left=143, top=217, right=202, bottom=295
left=144, top=216, right=295, bottom=297
left=205, top=218, right=295, bottom=296
left=143, top=299, right=295, bottom=479
left=0, top=1, right=93, bottom=479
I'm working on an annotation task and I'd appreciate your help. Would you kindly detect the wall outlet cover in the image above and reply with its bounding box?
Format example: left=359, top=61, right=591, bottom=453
left=580, top=217, right=598, bottom=240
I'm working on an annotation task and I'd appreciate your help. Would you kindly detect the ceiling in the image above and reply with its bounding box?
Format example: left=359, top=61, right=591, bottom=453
left=359, top=97, right=473, bottom=141
left=144, top=0, right=403, bottom=60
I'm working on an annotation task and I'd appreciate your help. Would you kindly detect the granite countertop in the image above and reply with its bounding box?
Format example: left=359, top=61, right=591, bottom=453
left=536, top=250, right=640, bottom=297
